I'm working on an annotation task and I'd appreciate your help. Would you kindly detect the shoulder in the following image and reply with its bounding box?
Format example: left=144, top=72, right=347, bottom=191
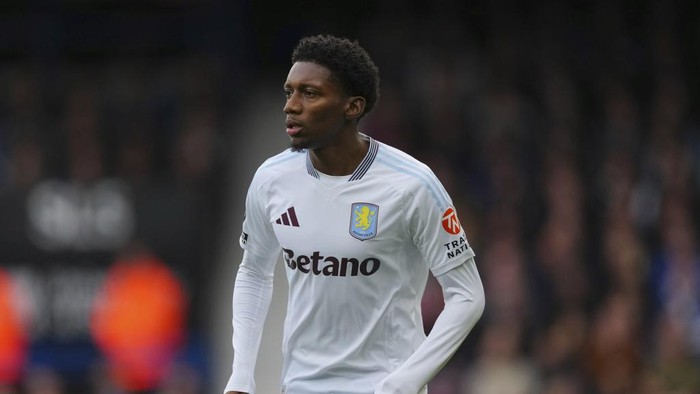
left=374, top=141, right=439, bottom=185
left=260, top=148, right=305, bottom=170
left=256, top=149, right=306, bottom=176
left=250, top=149, right=306, bottom=188
left=373, top=141, right=451, bottom=210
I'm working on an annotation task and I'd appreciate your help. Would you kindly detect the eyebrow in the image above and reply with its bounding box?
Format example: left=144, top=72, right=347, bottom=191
left=283, top=81, right=323, bottom=90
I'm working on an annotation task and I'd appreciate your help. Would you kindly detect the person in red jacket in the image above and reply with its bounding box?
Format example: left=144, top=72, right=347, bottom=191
left=0, top=268, right=27, bottom=390
left=91, top=246, right=187, bottom=393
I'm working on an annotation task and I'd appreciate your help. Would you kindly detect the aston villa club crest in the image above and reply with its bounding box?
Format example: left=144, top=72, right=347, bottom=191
left=349, top=202, right=379, bottom=241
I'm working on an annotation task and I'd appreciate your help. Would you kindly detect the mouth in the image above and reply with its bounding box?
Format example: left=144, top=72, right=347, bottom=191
left=286, top=119, right=303, bottom=136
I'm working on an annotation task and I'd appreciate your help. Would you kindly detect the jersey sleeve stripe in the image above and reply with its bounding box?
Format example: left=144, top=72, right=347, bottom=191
left=375, top=155, right=448, bottom=211
left=380, top=149, right=451, bottom=205
left=376, top=149, right=451, bottom=209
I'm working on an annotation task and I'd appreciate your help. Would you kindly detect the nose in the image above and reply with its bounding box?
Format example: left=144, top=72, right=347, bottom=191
left=284, top=92, right=301, bottom=114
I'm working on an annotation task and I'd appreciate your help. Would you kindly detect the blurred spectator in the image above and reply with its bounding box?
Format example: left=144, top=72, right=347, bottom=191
left=6, top=136, right=44, bottom=191
left=534, top=310, right=586, bottom=379
left=90, top=244, right=188, bottom=393
left=601, top=214, right=647, bottom=298
left=117, top=132, right=155, bottom=186
left=582, top=292, right=643, bottom=393
left=463, top=320, right=540, bottom=394
left=644, top=314, right=700, bottom=392
left=481, top=233, right=531, bottom=328
left=531, top=153, right=590, bottom=326
left=540, top=371, right=584, bottom=394
left=650, top=197, right=700, bottom=356
left=0, top=269, right=27, bottom=389
left=172, top=107, right=218, bottom=186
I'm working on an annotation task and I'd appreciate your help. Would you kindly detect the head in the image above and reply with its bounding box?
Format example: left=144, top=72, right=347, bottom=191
left=291, top=35, right=380, bottom=117
left=284, top=35, right=380, bottom=151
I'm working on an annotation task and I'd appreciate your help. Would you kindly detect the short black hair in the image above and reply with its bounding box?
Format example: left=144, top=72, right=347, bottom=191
left=292, top=34, right=380, bottom=117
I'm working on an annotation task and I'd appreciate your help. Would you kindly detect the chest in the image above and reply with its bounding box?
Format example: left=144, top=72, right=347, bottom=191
left=265, top=179, right=406, bottom=256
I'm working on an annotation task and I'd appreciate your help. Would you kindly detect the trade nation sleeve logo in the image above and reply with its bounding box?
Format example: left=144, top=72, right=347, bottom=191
left=441, top=207, right=461, bottom=235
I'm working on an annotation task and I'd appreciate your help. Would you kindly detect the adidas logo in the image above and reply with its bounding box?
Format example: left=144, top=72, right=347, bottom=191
left=275, top=207, right=300, bottom=227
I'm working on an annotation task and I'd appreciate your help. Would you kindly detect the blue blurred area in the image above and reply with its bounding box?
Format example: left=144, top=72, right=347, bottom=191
left=29, top=340, right=102, bottom=379
left=27, top=332, right=208, bottom=392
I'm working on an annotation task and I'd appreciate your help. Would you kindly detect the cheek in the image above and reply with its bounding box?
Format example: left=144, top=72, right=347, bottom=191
left=317, top=111, right=340, bottom=126
left=314, top=104, right=346, bottom=126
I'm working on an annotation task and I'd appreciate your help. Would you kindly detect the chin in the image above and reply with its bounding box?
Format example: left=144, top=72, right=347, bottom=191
left=289, top=138, right=311, bottom=152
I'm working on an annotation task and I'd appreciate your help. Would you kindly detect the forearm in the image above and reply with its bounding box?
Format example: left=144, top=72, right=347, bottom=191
left=224, top=258, right=275, bottom=394
left=376, top=259, right=485, bottom=394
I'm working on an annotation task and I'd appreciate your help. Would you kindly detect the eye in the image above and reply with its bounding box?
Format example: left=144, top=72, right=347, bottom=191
left=303, top=90, right=318, bottom=99
left=284, top=89, right=293, bottom=99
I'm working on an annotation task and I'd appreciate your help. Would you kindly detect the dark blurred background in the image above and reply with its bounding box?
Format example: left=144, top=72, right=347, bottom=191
left=0, top=0, right=699, bottom=393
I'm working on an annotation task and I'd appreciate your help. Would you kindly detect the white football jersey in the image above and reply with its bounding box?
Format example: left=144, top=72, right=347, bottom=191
left=240, top=136, right=475, bottom=394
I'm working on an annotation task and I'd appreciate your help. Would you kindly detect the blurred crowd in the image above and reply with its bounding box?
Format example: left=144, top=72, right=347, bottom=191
left=0, top=16, right=235, bottom=389
left=358, top=1, right=700, bottom=393
left=0, top=55, right=227, bottom=191
left=0, top=0, right=699, bottom=393
left=0, top=58, right=224, bottom=392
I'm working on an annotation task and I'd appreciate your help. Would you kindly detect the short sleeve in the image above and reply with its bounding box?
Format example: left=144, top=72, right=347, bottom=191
left=239, top=170, right=281, bottom=262
left=407, top=173, right=475, bottom=277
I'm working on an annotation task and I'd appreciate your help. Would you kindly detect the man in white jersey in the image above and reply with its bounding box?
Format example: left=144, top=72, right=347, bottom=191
left=225, top=35, right=485, bottom=394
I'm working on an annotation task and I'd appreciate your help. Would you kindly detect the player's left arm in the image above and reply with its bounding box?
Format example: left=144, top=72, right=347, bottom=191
left=376, top=165, right=485, bottom=393
left=374, top=257, right=485, bottom=394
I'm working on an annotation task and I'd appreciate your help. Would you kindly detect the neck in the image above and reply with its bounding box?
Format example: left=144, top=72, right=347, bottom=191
left=309, top=131, right=369, bottom=176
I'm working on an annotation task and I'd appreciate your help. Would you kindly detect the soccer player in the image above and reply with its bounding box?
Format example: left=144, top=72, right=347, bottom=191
left=224, top=34, right=485, bottom=394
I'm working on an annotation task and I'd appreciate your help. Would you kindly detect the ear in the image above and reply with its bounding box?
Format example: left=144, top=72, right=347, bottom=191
left=345, top=96, right=366, bottom=120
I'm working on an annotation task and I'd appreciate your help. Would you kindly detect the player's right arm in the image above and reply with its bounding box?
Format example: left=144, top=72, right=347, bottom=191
left=224, top=251, right=277, bottom=393
left=224, top=170, right=280, bottom=394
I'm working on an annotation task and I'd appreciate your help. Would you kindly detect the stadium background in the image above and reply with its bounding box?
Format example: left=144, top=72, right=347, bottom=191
left=0, top=0, right=699, bottom=393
